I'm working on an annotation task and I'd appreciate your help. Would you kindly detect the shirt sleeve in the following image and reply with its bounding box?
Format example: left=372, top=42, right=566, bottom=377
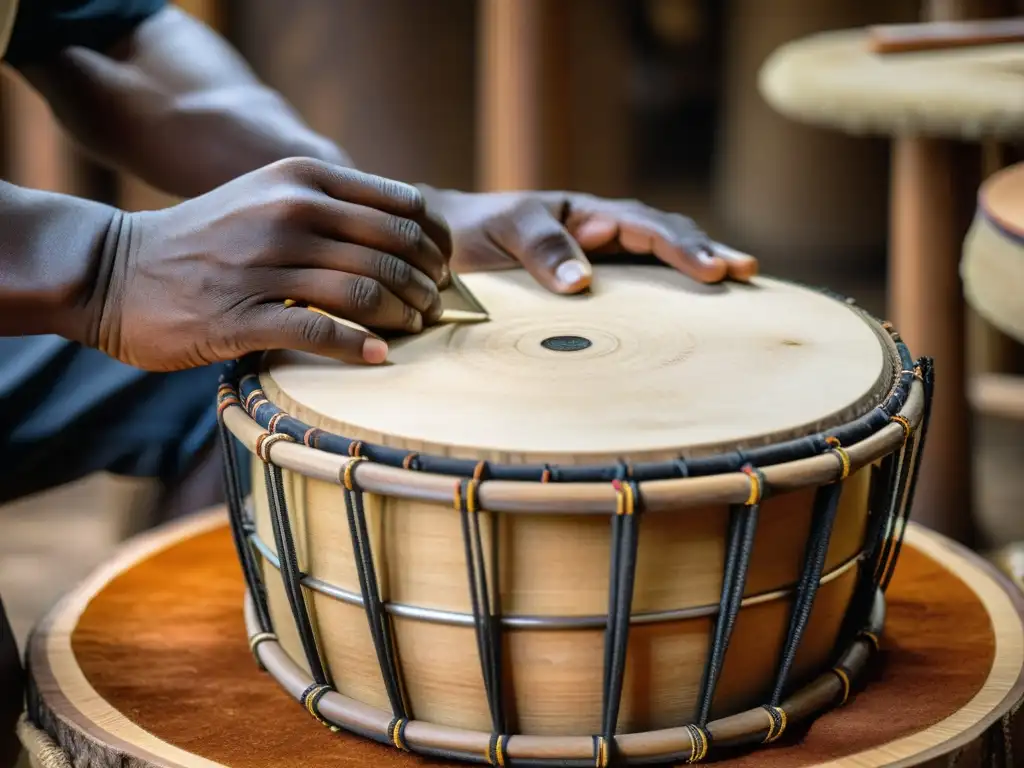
left=4, top=0, right=167, bottom=67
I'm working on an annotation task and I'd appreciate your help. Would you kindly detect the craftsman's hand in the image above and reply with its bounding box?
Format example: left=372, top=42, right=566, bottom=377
left=90, top=159, right=451, bottom=371
left=422, top=189, right=758, bottom=293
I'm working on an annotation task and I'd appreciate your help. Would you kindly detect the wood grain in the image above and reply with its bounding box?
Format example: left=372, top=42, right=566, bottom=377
left=261, top=267, right=898, bottom=464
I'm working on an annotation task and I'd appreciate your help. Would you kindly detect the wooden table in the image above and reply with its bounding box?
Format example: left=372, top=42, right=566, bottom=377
left=19, top=507, right=1024, bottom=768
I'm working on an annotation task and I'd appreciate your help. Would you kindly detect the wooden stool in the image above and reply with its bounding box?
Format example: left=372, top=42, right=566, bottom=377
left=18, top=508, right=1024, bottom=768
left=758, top=28, right=1024, bottom=544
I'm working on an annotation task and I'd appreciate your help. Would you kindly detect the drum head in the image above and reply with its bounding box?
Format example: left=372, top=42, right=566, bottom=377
left=261, top=267, right=897, bottom=463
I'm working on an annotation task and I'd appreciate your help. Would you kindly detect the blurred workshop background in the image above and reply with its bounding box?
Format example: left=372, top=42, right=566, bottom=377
left=3, top=0, right=1024, bottom=649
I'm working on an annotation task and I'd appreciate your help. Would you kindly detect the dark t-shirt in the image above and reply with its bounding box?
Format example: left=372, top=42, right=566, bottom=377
left=4, top=0, right=166, bottom=67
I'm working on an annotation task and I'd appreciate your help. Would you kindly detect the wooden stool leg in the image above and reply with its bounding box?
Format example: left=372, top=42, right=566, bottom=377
left=890, top=137, right=976, bottom=545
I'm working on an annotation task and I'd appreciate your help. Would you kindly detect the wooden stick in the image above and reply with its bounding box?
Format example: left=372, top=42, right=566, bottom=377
left=868, top=17, right=1024, bottom=54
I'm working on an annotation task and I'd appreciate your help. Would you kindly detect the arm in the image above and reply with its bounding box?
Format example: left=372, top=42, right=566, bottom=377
left=14, top=5, right=351, bottom=198
left=0, top=180, right=117, bottom=341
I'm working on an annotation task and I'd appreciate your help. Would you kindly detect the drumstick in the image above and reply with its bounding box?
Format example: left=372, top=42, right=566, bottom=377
left=867, top=18, right=1024, bottom=54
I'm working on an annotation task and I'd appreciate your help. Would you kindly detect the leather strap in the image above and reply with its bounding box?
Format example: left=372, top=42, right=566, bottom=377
left=0, top=0, right=18, bottom=62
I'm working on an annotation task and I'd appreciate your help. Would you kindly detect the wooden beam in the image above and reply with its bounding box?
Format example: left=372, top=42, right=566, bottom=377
left=476, top=0, right=569, bottom=192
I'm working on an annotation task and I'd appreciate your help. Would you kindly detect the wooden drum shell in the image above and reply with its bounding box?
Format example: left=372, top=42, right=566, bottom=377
left=250, top=463, right=871, bottom=735
left=219, top=268, right=932, bottom=764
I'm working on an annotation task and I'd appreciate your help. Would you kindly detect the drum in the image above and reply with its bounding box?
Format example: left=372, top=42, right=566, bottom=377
left=962, top=162, right=1024, bottom=346
left=215, top=265, right=934, bottom=765
left=22, top=509, right=1024, bottom=768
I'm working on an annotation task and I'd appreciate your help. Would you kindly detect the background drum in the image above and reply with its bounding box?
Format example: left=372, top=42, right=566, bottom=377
left=214, top=265, right=933, bottom=764
left=962, top=161, right=1024, bottom=346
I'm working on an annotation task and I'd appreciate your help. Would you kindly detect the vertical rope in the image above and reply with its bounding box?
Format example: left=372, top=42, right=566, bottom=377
left=597, top=466, right=643, bottom=765
left=259, top=431, right=331, bottom=688
left=456, top=462, right=508, bottom=747
left=769, top=480, right=843, bottom=705
left=880, top=359, right=934, bottom=592
left=695, top=464, right=763, bottom=726
left=341, top=453, right=410, bottom=726
left=217, top=385, right=273, bottom=636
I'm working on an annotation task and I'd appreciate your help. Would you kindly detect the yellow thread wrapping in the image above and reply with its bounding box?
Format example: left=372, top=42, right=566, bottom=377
left=453, top=482, right=463, bottom=513
left=342, top=455, right=366, bottom=492
left=890, top=414, right=912, bottom=441
left=303, top=685, right=340, bottom=733
left=744, top=470, right=761, bottom=506
left=833, top=446, right=851, bottom=480
left=860, top=630, right=880, bottom=652
left=763, top=709, right=776, bottom=744
left=762, top=706, right=787, bottom=744
left=390, top=719, right=408, bottom=751
left=833, top=667, right=851, bottom=706
left=257, top=432, right=292, bottom=463
left=770, top=708, right=786, bottom=745
left=467, top=479, right=479, bottom=515
left=686, top=725, right=708, bottom=763
left=487, top=735, right=506, bottom=767
left=614, top=482, right=635, bottom=516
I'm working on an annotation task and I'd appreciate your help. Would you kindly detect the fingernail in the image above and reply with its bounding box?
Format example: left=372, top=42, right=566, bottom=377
left=696, top=246, right=717, bottom=263
left=362, top=338, right=389, bottom=364
left=410, top=312, right=423, bottom=333
left=555, top=259, right=590, bottom=290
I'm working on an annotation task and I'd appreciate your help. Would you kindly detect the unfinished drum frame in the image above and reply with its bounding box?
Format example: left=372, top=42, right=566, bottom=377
left=216, top=289, right=933, bottom=767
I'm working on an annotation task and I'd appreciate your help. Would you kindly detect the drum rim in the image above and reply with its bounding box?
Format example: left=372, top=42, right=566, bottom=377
left=243, top=588, right=886, bottom=765
left=221, top=281, right=914, bottom=487
left=978, top=162, right=1024, bottom=243
left=258, top=271, right=898, bottom=464
left=218, top=330, right=925, bottom=517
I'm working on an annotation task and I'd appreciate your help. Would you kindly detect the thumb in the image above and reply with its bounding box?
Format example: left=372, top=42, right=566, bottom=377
left=491, top=199, right=593, bottom=294
left=242, top=303, right=390, bottom=365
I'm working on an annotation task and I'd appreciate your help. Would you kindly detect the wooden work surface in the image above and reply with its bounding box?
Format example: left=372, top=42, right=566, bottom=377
left=25, top=509, right=1024, bottom=768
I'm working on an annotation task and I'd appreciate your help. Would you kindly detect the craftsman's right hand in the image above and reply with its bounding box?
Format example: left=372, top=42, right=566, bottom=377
left=89, top=158, right=452, bottom=371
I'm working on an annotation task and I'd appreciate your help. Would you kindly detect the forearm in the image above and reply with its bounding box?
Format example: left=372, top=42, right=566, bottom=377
left=0, top=180, right=116, bottom=341
left=20, top=6, right=351, bottom=199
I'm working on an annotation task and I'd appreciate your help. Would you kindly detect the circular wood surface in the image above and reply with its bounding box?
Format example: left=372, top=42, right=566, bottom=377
left=261, top=267, right=894, bottom=463
left=759, top=29, right=1024, bottom=140
left=25, top=508, right=1024, bottom=768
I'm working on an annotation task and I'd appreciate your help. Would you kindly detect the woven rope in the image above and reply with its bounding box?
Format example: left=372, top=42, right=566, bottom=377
left=15, top=715, right=71, bottom=768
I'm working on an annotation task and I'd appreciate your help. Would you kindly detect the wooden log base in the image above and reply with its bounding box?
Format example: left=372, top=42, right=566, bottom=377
left=23, top=508, right=1024, bottom=768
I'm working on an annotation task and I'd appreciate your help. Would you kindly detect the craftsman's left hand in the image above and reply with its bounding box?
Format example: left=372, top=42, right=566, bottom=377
left=421, top=188, right=758, bottom=293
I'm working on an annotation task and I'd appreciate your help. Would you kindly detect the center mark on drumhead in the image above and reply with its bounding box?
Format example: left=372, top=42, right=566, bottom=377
left=540, top=335, right=593, bottom=352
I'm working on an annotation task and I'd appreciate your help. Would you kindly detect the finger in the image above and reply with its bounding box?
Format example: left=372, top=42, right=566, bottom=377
left=284, top=271, right=424, bottom=333
left=571, top=217, right=620, bottom=251
left=301, top=162, right=454, bottom=263
left=303, top=200, right=448, bottom=285
left=489, top=199, right=594, bottom=294
left=711, top=242, right=760, bottom=282
left=614, top=213, right=728, bottom=283
left=242, top=302, right=389, bottom=365
left=291, top=242, right=442, bottom=323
